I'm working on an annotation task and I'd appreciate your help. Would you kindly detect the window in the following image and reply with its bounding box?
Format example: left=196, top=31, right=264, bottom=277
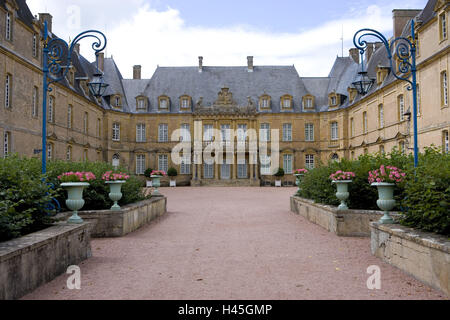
left=112, top=123, right=120, bottom=141
left=398, top=94, right=405, bottom=120
left=136, top=123, right=146, bottom=142
left=97, top=118, right=101, bottom=137
left=180, top=154, right=191, bottom=174
left=83, top=149, right=88, bottom=161
left=440, top=12, right=447, bottom=41
left=305, top=155, right=315, bottom=170
left=5, top=74, right=11, bottom=108
left=5, top=12, right=11, bottom=41
left=303, top=96, right=314, bottom=109
left=237, top=159, right=247, bottom=179
left=441, top=71, right=448, bottom=106
left=305, top=123, right=314, bottom=142
left=331, top=122, right=339, bottom=141
left=3, top=131, right=10, bottom=158
left=32, top=86, right=38, bottom=117
left=221, top=124, right=231, bottom=142
left=136, top=155, right=146, bottom=175
left=158, top=124, right=168, bottom=142
left=48, top=96, right=54, bottom=123
left=203, top=124, right=213, bottom=142
left=260, top=155, right=271, bottom=175
left=416, top=85, right=421, bottom=115
left=331, top=96, right=337, bottom=105
left=158, top=154, right=168, bottom=172
left=83, top=112, right=88, bottom=134
left=380, top=145, right=385, bottom=154
left=379, top=104, right=384, bottom=128
left=112, top=154, right=120, bottom=167
left=137, top=98, right=146, bottom=110
left=350, top=118, right=355, bottom=137
left=260, top=123, right=270, bottom=142
left=283, top=154, right=293, bottom=174
left=237, top=124, right=247, bottom=142
left=443, top=130, right=449, bottom=153
left=66, top=146, right=72, bottom=161
left=180, top=124, right=191, bottom=142
left=47, top=143, right=53, bottom=160
left=180, top=97, right=190, bottom=109
left=283, top=99, right=291, bottom=108
left=260, top=96, right=270, bottom=109
left=283, top=123, right=292, bottom=142
left=203, top=163, right=214, bottom=179
left=159, top=97, right=169, bottom=110
left=399, top=141, right=406, bottom=154
left=281, top=95, right=292, bottom=109
left=221, top=161, right=230, bottom=179
left=114, top=96, right=121, bottom=108
left=32, top=34, right=38, bottom=57
left=363, top=112, right=368, bottom=133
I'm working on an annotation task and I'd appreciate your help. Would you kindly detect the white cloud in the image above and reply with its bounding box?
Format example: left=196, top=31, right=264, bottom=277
left=27, top=0, right=422, bottom=78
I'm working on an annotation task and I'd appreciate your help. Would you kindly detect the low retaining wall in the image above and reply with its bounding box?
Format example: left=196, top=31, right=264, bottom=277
left=0, top=223, right=92, bottom=300
left=290, top=196, right=388, bottom=237
left=71, top=197, right=167, bottom=238
left=371, top=223, right=450, bottom=296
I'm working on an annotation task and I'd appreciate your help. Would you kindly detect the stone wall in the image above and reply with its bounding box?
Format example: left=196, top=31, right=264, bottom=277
left=290, top=196, right=386, bottom=237
left=371, top=223, right=449, bottom=296
left=0, top=223, right=92, bottom=300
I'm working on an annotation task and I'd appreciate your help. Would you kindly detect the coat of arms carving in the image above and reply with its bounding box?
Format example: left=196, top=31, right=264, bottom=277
left=215, top=87, right=236, bottom=106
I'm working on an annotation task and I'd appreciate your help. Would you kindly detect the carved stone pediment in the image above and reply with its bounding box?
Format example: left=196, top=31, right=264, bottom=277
left=193, top=105, right=257, bottom=116
left=215, top=87, right=237, bottom=107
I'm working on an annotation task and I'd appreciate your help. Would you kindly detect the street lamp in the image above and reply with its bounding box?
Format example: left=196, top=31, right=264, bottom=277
left=353, top=19, right=419, bottom=168
left=352, top=58, right=374, bottom=95
left=41, top=21, right=108, bottom=174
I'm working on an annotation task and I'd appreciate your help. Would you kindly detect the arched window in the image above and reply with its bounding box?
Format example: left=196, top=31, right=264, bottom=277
left=112, top=154, right=120, bottom=168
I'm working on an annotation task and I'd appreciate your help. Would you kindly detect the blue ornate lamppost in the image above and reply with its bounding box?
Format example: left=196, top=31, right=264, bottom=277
left=41, top=21, right=108, bottom=174
left=353, top=20, right=419, bottom=168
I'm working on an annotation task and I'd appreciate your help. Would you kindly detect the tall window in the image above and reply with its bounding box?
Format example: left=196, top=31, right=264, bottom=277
left=83, top=149, right=88, bottom=161
left=32, top=86, right=38, bottom=117
left=237, top=159, right=247, bottom=179
left=441, top=71, right=448, bottom=106
left=379, top=104, right=384, bottom=128
left=380, top=145, right=385, bottom=154
left=350, top=118, right=355, bottom=137
left=443, top=130, right=449, bottom=153
left=305, top=155, right=315, bottom=170
left=158, top=124, right=168, bottom=142
left=48, top=96, right=54, bottom=123
left=3, top=131, right=10, bottom=158
left=112, top=123, right=120, bottom=141
left=283, top=154, right=293, bottom=174
left=83, top=112, right=88, bottom=134
left=203, top=124, right=213, bottom=142
left=67, top=105, right=73, bottom=128
left=221, top=124, right=231, bottom=142
left=47, top=143, right=53, bottom=160
left=180, top=124, right=190, bottom=142
left=180, top=154, right=191, bottom=174
left=363, top=112, right=368, bottom=133
left=114, top=96, right=121, bottom=108
left=5, top=74, right=11, bottom=108
left=260, top=123, right=270, bottom=142
left=416, top=85, right=421, bottom=115
left=440, top=12, right=447, bottom=40
left=136, top=155, right=146, bottom=175
left=5, top=12, right=11, bottom=41
left=331, top=122, right=339, bottom=141
left=32, top=34, right=38, bottom=57
left=158, top=154, right=168, bottom=172
left=66, top=146, right=72, bottom=161
left=260, top=155, right=271, bottom=175
left=283, top=123, right=292, bottom=142
left=203, top=163, right=214, bottom=179
left=237, top=124, right=247, bottom=142
left=398, top=94, right=405, bottom=121
left=305, top=123, right=314, bottom=142
left=136, top=123, right=146, bottom=142
left=97, top=118, right=101, bottom=137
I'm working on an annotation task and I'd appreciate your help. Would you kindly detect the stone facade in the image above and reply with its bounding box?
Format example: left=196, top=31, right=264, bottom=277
left=0, top=0, right=449, bottom=186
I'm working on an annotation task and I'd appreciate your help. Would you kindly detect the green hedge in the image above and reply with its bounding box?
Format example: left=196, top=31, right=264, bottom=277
left=0, top=155, right=148, bottom=241
left=298, top=147, right=449, bottom=236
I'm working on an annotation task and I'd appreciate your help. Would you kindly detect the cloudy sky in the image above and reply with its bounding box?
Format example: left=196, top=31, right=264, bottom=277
left=28, top=0, right=427, bottom=79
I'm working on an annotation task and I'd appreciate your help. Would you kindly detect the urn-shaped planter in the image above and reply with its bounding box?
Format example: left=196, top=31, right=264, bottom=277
left=151, top=175, right=163, bottom=196
left=294, top=174, right=304, bottom=194
left=106, top=181, right=126, bottom=211
left=332, top=180, right=352, bottom=210
left=372, top=182, right=396, bottom=224
left=61, top=182, right=90, bottom=224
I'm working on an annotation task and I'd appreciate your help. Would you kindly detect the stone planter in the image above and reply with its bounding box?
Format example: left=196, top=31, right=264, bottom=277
left=61, top=182, right=90, bottom=224
left=372, top=182, right=396, bottom=224
left=151, top=175, right=163, bottom=196
left=106, top=180, right=126, bottom=211
left=332, top=180, right=352, bottom=210
left=294, top=174, right=304, bottom=194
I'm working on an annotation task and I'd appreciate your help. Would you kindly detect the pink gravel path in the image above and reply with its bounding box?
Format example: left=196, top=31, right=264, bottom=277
left=23, top=187, right=446, bottom=300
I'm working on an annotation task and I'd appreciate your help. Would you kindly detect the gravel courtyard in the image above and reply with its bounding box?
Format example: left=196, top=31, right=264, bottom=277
left=23, top=187, right=446, bottom=300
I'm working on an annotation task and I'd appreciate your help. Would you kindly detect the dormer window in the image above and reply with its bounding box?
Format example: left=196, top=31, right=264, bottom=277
left=136, top=96, right=148, bottom=111
left=259, top=94, right=271, bottom=110
left=159, top=96, right=170, bottom=110
left=347, top=87, right=357, bottom=103
left=5, top=12, right=12, bottom=41
left=328, top=92, right=339, bottom=108
left=180, top=95, right=191, bottom=109
left=281, top=94, right=293, bottom=109
left=113, top=95, right=122, bottom=108
left=376, top=66, right=389, bottom=86
left=440, top=12, right=447, bottom=41
left=302, top=95, right=315, bottom=109
left=32, top=33, right=38, bottom=58
left=68, top=69, right=75, bottom=86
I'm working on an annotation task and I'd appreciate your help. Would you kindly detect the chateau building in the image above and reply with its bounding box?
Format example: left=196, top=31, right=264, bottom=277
left=0, top=0, right=449, bottom=186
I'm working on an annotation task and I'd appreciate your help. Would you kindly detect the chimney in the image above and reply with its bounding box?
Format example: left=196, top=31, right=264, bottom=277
left=198, top=56, right=203, bottom=73
left=39, top=13, right=53, bottom=33
left=247, top=56, right=254, bottom=73
left=365, top=43, right=375, bottom=64
left=392, top=9, right=421, bottom=39
left=133, top=65, right=142, bottom=79
left=349, top=48, right=360, bottom=64
left=97, top=52, right=104, bottom=72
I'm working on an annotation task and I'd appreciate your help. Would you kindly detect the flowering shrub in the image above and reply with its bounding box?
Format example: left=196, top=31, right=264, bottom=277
left=294, top=169, right=309, bottom=175
left=368, top=165, right=406, bottom=184
left=58, top=172, right=96, bottom=183
left=151, top=170, right=167, bottom=176
left=102, top=171, right=130, bottom=182
left=330, top=170, right=356, bottom=181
